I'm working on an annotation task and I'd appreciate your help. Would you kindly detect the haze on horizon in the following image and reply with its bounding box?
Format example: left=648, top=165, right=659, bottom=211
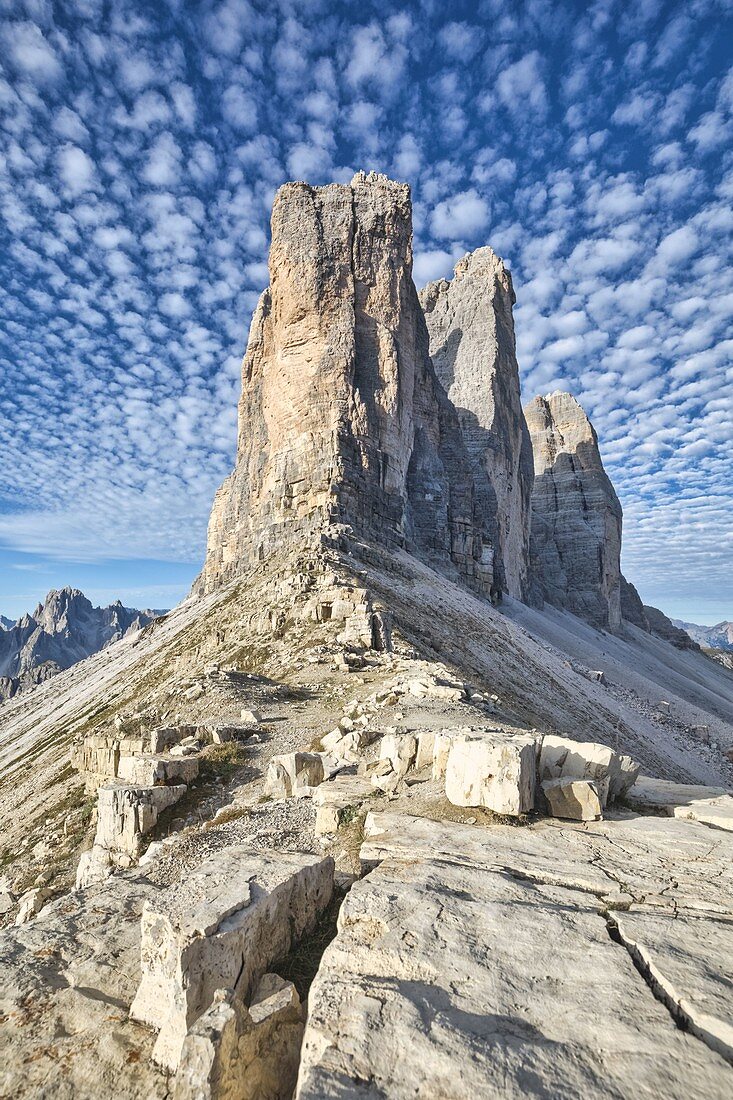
left=1, top=0, right=731, bottom=625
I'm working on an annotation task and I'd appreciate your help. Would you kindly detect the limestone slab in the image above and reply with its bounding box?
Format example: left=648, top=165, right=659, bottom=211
left=130, top=846, right=333, bottom=1071
left=625, top=775, right=733, bottom=831
left=297, top=837, right=731, bottom=1097
left=611, top=907, right=733, bottom=1065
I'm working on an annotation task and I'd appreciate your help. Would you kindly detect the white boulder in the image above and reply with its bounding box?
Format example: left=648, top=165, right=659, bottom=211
left=445, top=732, right=537, bottom=815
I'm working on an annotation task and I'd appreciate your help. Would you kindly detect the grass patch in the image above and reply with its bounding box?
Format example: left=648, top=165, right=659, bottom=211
left=199, top=741, right=251, bottom=781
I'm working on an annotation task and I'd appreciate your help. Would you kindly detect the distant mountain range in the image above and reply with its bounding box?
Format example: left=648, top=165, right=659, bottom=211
left=0, top=588, right=165, bottom=701
left=672, top=619, right=733, bottom=651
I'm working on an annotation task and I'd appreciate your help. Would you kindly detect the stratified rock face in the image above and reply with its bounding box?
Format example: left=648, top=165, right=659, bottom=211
left=0, top=588, right=162, bottom=701
left=197, top=173, right=493, bottom=599
left=419, top=248, right=534, bottom=599
left=525, top=392, right=622, bottom=631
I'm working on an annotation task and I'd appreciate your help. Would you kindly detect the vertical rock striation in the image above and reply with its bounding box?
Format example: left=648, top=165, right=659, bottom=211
left=525, top=392, right=622, bottom=631
left=197, top=173, right=494, bottom=598
left=419, top=248, right=534, bottom=599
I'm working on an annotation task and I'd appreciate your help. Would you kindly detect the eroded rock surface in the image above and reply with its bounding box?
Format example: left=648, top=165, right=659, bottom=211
left=419, top=247, right=534, bottom=599
left=525, top=391, right=622, bottom=631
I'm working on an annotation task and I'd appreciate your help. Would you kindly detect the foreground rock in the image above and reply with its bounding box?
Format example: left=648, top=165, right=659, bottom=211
left=297, top=812, right=732, bottom=1097
left=625, top=775, right=733, bottom=831
left=525, top=392, right=622, bottom=631
left=444, top=729, right=537, bottom=814
left=542, top=777, right=603, bottom=821
left=130, top=846, right=334, bottom=1071
left=419, top=247, right=534, bottom=600
left=539, top=734, right=638, bottom=807
left=0, top=874, right=167, bottom=1098
left=174, top=975, right=304, bottom=1100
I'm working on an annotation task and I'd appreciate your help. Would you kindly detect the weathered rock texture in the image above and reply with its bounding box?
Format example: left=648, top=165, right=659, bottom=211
left=419, top=248, right=534, bottom=599
left=297, top=812, right=733, bottom=1098
left=196, top=173, right=495, bottom=599
left=130, top=846, right=333, bottom=1071
left=525, top=392, right=622, bottom=630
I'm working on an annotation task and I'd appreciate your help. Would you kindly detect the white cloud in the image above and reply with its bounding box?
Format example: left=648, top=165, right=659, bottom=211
left=57, top=144, right=96, bottom=194
left=497, top=52, right=548, bottom=116
left=430, top=190, right=490, bottom=240
left=2, top=21, right=62, bottom=82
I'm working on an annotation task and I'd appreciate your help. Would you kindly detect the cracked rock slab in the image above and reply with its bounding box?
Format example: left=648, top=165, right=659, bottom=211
left=297, top=829, right=731, bottom=1098
left=610, top=907, right=733, bottom=1065
left=625, top=775, right=733, bottom=831
left=364, top=811, right=733, bottom=917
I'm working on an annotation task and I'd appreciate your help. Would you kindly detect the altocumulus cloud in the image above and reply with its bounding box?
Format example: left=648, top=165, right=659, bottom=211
left=0, top=0, right=731, bottom=622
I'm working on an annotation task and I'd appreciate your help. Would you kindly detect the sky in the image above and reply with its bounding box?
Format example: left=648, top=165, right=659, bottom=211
left=0, top=0, right=731, bottom=625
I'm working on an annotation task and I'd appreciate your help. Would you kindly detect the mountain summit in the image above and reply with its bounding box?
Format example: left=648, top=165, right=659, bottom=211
left=0, top=588, right=162, bottom=701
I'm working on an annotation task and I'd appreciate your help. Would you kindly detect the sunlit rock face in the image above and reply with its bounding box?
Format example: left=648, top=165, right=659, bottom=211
left=419, top=247, right=534, bottom=600
left=524, top=391, right=622, bottom=631
left=196, top=173, right=495, bottom=598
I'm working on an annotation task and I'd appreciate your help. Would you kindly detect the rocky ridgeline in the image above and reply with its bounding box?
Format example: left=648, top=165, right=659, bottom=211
left=0, top=586, right=162, bottom=701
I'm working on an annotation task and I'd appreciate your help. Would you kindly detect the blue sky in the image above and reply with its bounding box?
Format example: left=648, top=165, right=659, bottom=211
left=0, top=0, right=731, bottom=625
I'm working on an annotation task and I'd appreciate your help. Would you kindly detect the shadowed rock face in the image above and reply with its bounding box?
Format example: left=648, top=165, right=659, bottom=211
left=525, top=392, right=622, bottom=631
left=419, top=248, right=534, bottom=600
left=196, top=173, right=495, bottom=599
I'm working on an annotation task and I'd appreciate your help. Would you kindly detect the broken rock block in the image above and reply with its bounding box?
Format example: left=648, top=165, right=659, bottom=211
left=542, top=778, right=603, bottom=822
left=148, top=725, right=199, bottom=753
left=14, top=887, right=50, bottom=926
left=130, top=847, right=333, bottom=1072
left=539, top=735, right=638, bottom=807
left=625, top=776, right=733, bottom=832
left=264, top=753, right=326, bottom=799
left=445, top=732, right=537, bottom=815
left=116, top=755, right=199, bottom=787
left=415, top=730, right=436, bottom=770
left=313, top=775, right=373, bottom=835
left=379, top=733, right=417, bottom=777
left=174, top=976, right=304, bottom=1100
left=95, top=782, right=187, bottom=861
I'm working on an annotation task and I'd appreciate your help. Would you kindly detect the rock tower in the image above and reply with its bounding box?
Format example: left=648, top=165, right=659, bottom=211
left=197, top=173, right=499, bottom=599
left=419, top=248, right=534, bottom=599
left=524, top=391, right=622, bottom=631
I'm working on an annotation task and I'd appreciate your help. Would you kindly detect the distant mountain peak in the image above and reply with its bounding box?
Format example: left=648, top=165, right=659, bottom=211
left=0, top=589, right=163, bottom=701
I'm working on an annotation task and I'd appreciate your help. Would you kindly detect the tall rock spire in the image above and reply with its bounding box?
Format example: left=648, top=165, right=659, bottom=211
left=419, top=248, right=534, bottom=599
left=197, top=173, right=495, bottom=598
left=524, top=391, right=622, bottom=631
